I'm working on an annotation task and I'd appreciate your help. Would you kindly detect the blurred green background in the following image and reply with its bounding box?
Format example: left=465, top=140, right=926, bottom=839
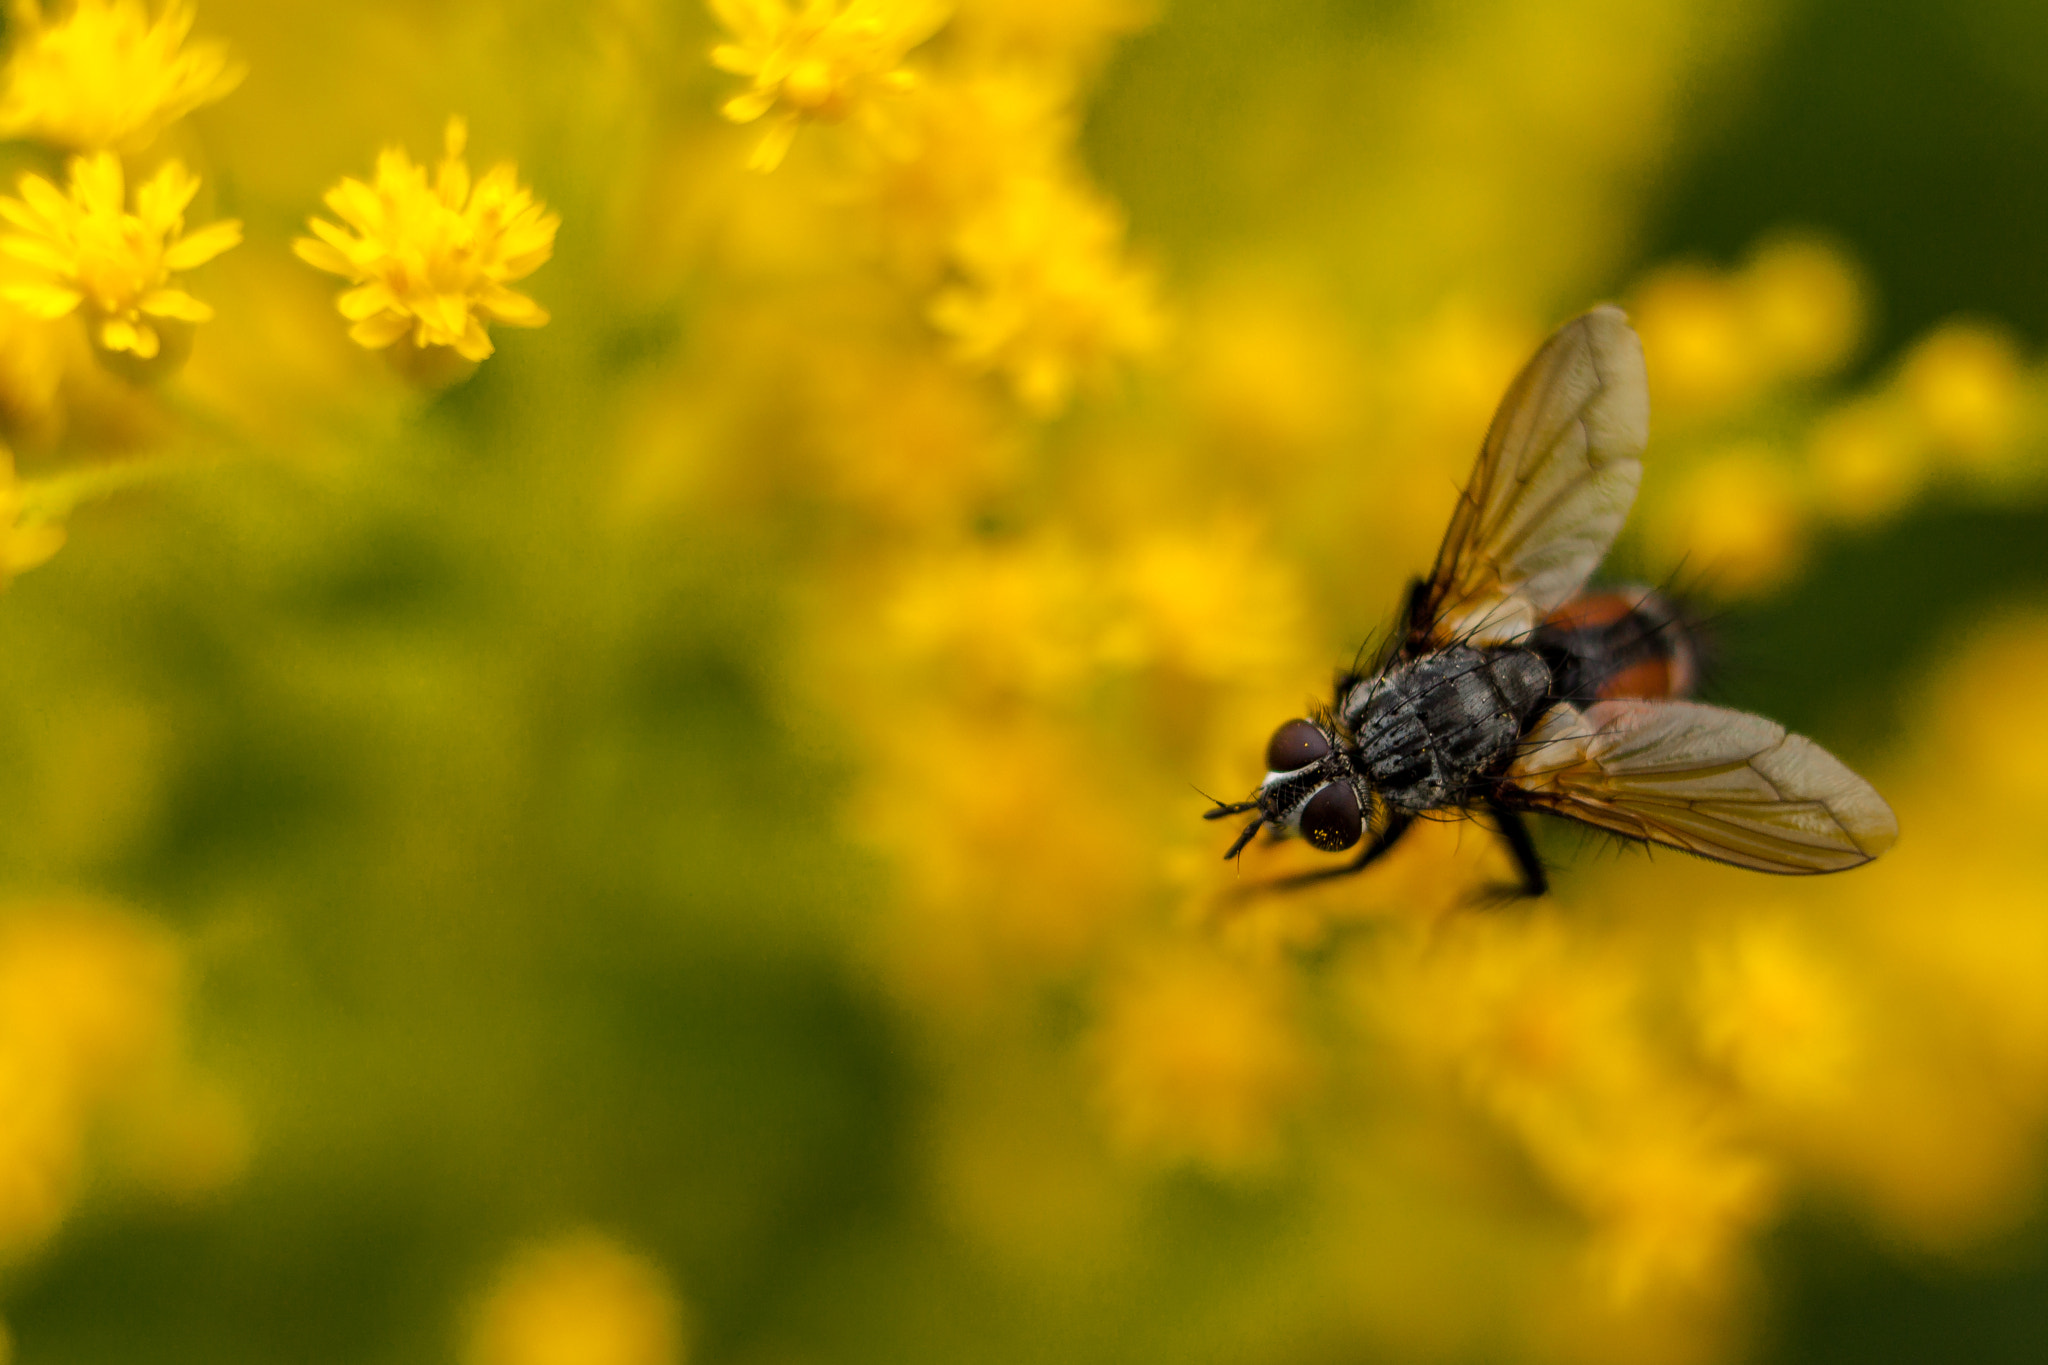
left=3, top=1, right=2048, bottom=1363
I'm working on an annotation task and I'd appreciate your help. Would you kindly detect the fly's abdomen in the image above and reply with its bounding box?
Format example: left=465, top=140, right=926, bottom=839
left=1535, top=587, right=1700, bottom=704
left=1349, top=647, right=1551, bottom=810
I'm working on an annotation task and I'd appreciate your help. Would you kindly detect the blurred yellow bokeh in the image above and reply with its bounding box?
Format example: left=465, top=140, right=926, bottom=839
left=1, top=2, right=2046, bottom=1363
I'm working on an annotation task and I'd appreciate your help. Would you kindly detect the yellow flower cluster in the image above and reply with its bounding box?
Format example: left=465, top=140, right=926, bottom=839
left=1094, top=946, right=1309, bottom=1170
left=707, top=0, right=1163, bottom=412
left=294, top=117, right=560, bottom=368
left=0, top=899, right=244, bottom=1271
left=465, top=1232, right=690, bottom=1365
left=1629, top=238, right=2046, bottom=595
left=0, top=151, right=241, bottom=361
left=931, top=173, right=1165, bottom=412
left=3, top=3, right=2047, bottom=1362
left=0, top=0, right=246, bottom=572
left=3, top=1, right=558, bottom=401
left=0, top=0, right=243, bottom=152
left=0, top=0, right=560, bottom=604
left=677, top=0, right=2048, bottom=1345
left=1633, top=236, right=1869, bottom=416
left=710, top=0, right=949, bottom=171
left=0, top=0, right=243, bottom=453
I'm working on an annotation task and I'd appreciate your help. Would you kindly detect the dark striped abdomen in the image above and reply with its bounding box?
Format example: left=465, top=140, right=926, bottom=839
left=1534, top=587, right=1699, bottom=705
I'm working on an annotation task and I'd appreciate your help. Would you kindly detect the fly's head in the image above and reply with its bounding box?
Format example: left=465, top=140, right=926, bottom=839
left=1206, top=716, right=1368, bottom=860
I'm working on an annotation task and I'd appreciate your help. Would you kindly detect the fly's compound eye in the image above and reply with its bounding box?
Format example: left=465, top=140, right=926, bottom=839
left=1266, top=718, right=1331, bottom=772
left=1300, top=782, right=1362, bottom=852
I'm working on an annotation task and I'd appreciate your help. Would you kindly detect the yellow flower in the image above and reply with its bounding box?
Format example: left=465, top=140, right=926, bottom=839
left=1632, top=264, right=1759, bottom=417
left=709, top=0, right=950, bottom=172
left=929, top=173, right=1165, bottom=412
left=1649, top=444, right=1808, bottom=596
left=1093, top=947, right=1309, bottom=1172
left=1897, top=320, right=2025, bottom=470
left=465, top=1232, right=689, bottom=1365
left=0, top=151, right=239, bottom=362
left=293, top=118, right=558, bottom=365
left=1739, top=236, right=1867, bottom=380
left=1808, top=397, right=1926, bottom=524
left=0, top=450, right=65, bottom=586
left=0, top=0, right=243, bottom=152
left=0, top=898, right=210, bottom=1258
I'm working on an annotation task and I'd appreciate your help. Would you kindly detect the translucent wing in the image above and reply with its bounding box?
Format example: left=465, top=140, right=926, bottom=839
left=1417, top=305, right=1649, bottom=648
left=1507, top=700, right=1898, bottom=873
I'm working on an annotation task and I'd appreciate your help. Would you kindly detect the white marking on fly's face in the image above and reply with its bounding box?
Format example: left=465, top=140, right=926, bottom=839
left=1259, top=771, right=1325, bottom=838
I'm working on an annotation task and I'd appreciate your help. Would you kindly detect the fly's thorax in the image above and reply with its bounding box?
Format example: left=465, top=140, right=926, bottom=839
left=1343, top=646, right=1554, bottom=813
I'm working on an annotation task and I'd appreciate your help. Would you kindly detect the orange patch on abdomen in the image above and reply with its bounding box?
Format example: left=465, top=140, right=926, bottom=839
left=1596, top=657, right=1679, bottom=701
left=1543, top=591, right=1643, bottom=632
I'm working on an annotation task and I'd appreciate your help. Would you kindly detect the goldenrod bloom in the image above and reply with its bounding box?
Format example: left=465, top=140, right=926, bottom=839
left=930, top=174, right=1164, bottom=412
left=0, top=151, right=240, bottom=362
left=1094, top=948, right=1309, bottom=1171
left=465, top=1232, right=689, bottom=1365
left=1898, top=321, right=2024, bottom=467
left=294, top=118, right=558, bottom=365
left=710, top=0, right=950, bottom=171
left=0, top=0, right=243, bottom=152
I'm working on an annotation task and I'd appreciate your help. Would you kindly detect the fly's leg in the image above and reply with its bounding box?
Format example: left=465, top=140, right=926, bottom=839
left=1268, top=814, right=1415, bottom=890
left=1484, top=798, right=1548, bottom=898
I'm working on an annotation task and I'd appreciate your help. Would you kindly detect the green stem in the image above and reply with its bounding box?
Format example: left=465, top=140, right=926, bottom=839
left=14, top=453, right=197, bottom=524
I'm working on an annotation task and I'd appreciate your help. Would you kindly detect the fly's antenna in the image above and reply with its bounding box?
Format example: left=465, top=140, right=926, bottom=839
left=1201, top=791, right=1267, bottom=859
left=1203, top=797, right=1260, bottom=820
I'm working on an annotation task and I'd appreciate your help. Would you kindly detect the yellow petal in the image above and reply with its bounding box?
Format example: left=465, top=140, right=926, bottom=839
left=100, top=316, right=159, bottom=358
left=710, top=43, right=760, bottom=75
left=292, top=236, right=353, bottom=276
left=2, top=236, right=77, bottom=274
left=139, top=288, right=213, bottom=321
left=136, top=161, right=201, bottom=229
left=71, top=153, right=124, bottom=218
left=324, top=177, right=384, bottom=231
left=478, top=284, right=547, bottom=327
left=161, top=3, right=199, bottom=49
left=17, top=175, right=72, bottom=225
left=1, top=281, right=83, bottom=318
left=162, top=218, right=241, bottom=270
left=337, top=283, right=396, bottom=321
left=419, top=290, right=461, bottom=334
left=748, top=114, right=801, bottom=172
left=452, top=316, right=496, bottom=361
left=348, top=312, right=412, bottom=349
left=0, top=195, right=48, bottom=235
left=723, top=88, right=778, bottom=124
left=437, top=152, right=470, bottom=210
left=498, top=247, right=557, bottom=281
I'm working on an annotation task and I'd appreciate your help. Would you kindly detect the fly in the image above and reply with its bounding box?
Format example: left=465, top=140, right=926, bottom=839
left=1206, top=306, right=1897, bottom=896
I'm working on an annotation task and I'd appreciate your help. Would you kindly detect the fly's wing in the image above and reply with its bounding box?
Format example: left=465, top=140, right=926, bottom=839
left=1507, top=700, right=1898, bottom=873
left=1415, top=306, right=1649, bottom=650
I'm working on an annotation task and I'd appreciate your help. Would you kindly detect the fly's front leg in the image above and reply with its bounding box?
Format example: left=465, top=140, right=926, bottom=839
left=1269, top=814, right=1415, bottom=890
left=1483, top=797, right=1548, bottom=898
